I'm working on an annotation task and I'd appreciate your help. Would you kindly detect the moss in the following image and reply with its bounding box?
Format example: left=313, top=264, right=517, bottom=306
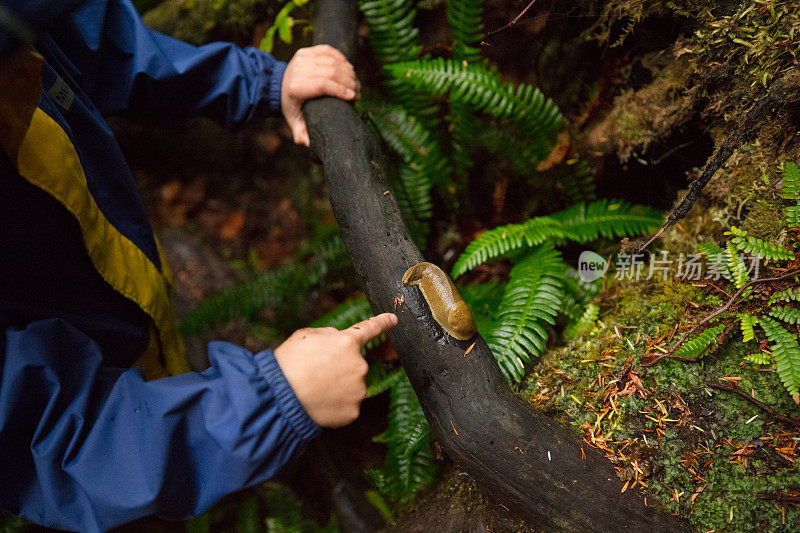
left=143, top=0, right=271, bottom=45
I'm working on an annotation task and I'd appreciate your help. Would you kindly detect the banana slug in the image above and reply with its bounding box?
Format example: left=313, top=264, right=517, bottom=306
left=402, top=262, right=477, bottom=340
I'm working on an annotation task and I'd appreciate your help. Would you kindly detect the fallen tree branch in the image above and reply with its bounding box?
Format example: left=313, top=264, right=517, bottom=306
left=706, top=380, right=800, bottom=430
left=303, top=1, right=691, bottom=530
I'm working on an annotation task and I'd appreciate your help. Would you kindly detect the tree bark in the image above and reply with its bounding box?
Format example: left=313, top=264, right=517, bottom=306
left=303, top=1, right=692, bottom=530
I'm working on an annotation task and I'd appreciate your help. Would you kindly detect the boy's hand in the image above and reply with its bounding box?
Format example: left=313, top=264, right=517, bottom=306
left=274, top=313, right=398, bottom=428
left=280, top=44, right=360, bottom=147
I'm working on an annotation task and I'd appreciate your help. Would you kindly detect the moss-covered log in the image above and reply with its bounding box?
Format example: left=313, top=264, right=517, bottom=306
left=302, top=0, right=692, bottom=530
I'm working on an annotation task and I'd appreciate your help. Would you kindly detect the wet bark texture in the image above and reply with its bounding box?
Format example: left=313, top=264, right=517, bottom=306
left=303, top=1, right=692, bottom=530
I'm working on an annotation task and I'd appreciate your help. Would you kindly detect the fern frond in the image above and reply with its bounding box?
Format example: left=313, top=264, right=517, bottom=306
left=725, top=226, right=794, bottom=262
left=401, top=421, right=433, bottom=458
left=759, top=316, right=800, bottom=397
left=697, top=243, right=733, bottom=284
left=486, top=244, right=565, bottom=384
left=738, top=313, right=759, bottom=342
left=312, top=295, right=372, bottom=329
left=366, top=367, right=406, bottom=398
left=359, top=0, right=421, bottom=65
left=460, top=281, right=504, bottom=336
left=385, top=58, right=565, bottom=160
left=770, top=287, right=800, bottom=304
left=553, top=159, right=597, bottom=204
left=769, top=305, right=800, bottom=325
left=446, top=0, right=484, bottom=63
left=368, top=372, right=437, bottom=502
left=564, top=303, right=600, bottom=340
left=451, top=200, right=661, bottom=277
left=781, top=162, right=800, bottom=201
left=725, top=242, right=750, bottom=290
left=673, top=324, right=726, bottom=359
left=744, top=352, right=771, bottom=365
left=180, top=236, right=348, bottom=335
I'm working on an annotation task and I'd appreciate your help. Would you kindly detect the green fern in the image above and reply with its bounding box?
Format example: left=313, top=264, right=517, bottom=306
left=366, top=366, right=406, bottom=398
left=452, top=199, right=661, bottom=277
left=447, top=0, right=484, bottom=63
left=358, top=0, right=421, bottom=65
left=770, top=287, right=800, bottom=304
left=782, top=162, right=800, bottom=226
left=744, top=352, right=772, bottom=365
left=459, top=281, right=504, bottom=336
left=180, top=236, right=349, bottom=335
left=365, top=102, right=450, bottom=220
left=385, top=58, right=565, bottom=161
left=725, top=226, right=794, bottom=262
left=446, top=0, right=484, bottom=181
left=738, top=313, right=759, bottom=342
left=673, top=324, right=726, bottom=359
left=486, top=244, right=565, bottom=384
left=769, top=305, right=800, bottom=325
left=758, top=316, right=800, bottom=398
left=725, top=242, right=751, bottom=291
left=366, top=371, right=438, bottom=502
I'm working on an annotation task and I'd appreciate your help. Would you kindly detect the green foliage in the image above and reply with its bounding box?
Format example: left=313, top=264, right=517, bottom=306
left=180, top=236, right=348, bottom=335
left=311, top=295, right=372, bottom=329
left=673, top=324, right=726, bottom=359
left=385, top=58, right=564, bottom=161
left=769, top=287, right=800, bottom=304
left=738, top=313, right=758, bottom=343
left=487, top=244, right=565, bottom=384
left=259, top=0, right=309, bottom=53
left=451, top=199, right=662, bottom=277
left=758, top=316, right=800, bottom=398
left=768, top=304, right=800, bottom=325
left=366, top=371, right=438, bottom=503
left=725, top=226, right=794, bottom=262
left=781, top=162, right=800, bottom=226
left=744, top=351, right=771, bottom=365
left=446, top=0, right=484, bottom=63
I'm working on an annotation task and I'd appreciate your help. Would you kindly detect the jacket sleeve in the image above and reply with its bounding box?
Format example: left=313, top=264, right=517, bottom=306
left=0, top=316, right=320, bottom=532
left=1, top=0, right=287, bottom=128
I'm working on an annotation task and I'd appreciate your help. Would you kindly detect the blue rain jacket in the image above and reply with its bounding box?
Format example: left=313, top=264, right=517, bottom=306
left=0, top=1, right=320, bottom=531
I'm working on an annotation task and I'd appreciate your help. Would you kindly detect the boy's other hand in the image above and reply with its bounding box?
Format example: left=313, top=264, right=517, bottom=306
left=274, top=313, right=398, bottom=428
left=280, top=44, right=360, bottom=147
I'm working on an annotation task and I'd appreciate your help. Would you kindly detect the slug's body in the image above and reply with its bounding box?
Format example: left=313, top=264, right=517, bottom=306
left=402, top=262, right=477, bottom=340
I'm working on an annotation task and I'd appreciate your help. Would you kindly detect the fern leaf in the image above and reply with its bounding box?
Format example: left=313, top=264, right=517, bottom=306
left=781, top=162, right=800, bottom=201
left=769, top=287, right=800, bottom=304
left=366, top=367, right=407, bottom=398
left=744, top=352, right=771, bottom=365
left=370, top=372, right=437, bottom=502
left=725, top=226, right=794, bottom=262
left=451, top=200, right=661, bottom=277
left=486, top=244, right=565, bottom=384
left=385, top=58, right=565, bottom=160
left=359, top=0, right=421, bottom=65
left=553, top=159, right=597, bottom=204
left=312, top=295, right=373, bottom=329
left=401, top=421, right=433, bottom=458
left=769, top=305, right=800, bottom=325
left=738, top=313, right=758, bottom=342
left=725, top=242, right=750, bottom=290
left=759, top=316, right=800, bottom=397
left=460, top=281, right=504, bottom=336
left=446, top=0, right=484, bottom=63
left=673, top=324, right=726, bottom=359
left=564, top=303, right=600, bottom=340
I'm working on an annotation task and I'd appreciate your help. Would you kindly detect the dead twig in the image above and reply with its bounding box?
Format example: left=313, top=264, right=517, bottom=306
left=634, top=74, right=800, bottom=254
left=484, top=0, right=538, bottom=38
left=759, top=491, right=800, bottom=505
left=707, top=380, right=800, bottom=430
